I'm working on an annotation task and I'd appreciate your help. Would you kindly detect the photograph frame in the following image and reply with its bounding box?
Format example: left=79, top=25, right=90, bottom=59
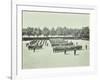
left=11, top=2, right=97, bottom=80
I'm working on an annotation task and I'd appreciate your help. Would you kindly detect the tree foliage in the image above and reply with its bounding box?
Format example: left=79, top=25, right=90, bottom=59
left=22, top=26, right=89, bottom=40
left=50, top=28, right=56, bottom=36
left=35, top=28, right=42, bottom=36
left=56, top=27, right=63, bottom=35
left=80, top=27, right=89, bottom=39
left=27, top=27, right=33, bottom=36
left=42, top=27, right=50, bottom=36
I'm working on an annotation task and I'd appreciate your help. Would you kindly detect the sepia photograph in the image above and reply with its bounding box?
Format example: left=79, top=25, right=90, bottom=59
left=22, top=10, right=90, bottom=69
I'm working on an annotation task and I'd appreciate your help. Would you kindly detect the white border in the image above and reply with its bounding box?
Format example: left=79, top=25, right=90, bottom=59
left=12, top=3, right=97, bottom=80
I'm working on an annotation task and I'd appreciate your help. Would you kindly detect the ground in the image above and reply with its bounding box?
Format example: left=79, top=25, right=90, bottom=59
left=22, top=39, right=89, bottom=69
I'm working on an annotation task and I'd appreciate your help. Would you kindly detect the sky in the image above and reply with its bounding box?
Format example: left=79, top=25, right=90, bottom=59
left=22, top=11, right=89, bottom=29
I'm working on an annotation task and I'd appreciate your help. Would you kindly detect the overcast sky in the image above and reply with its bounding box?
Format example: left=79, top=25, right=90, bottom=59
left=22, top=11, right=89, bottom=29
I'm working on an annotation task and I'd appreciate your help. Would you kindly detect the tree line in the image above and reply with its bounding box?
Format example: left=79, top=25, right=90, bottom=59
left=22, top=26, right=89, bottom=39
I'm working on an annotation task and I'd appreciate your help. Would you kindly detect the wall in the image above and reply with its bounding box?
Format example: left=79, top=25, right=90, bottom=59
left=0, top=0, right=100, bottom=80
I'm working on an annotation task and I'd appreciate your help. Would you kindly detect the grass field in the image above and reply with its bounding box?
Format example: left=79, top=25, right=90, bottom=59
left=22, top=39, right=89, bottom=69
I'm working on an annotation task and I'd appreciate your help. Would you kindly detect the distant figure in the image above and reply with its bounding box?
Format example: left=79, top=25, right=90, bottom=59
left=64, top=49, right=66, bottom=55
left=74, top=48, right=76, bottom=56
left=33, top=44, right=37, bottom=52
left=85, top=45, right=87, bottom=50
left=33, top=47, right=36, bottom=52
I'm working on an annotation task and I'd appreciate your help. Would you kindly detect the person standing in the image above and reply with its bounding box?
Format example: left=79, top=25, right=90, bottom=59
left=33, top=47, right=35, bottom=52
left=64, top=49, right=67, bottom=55
left=85, top=45, right=87, bottom=50
left=74, top=48, right=77, bottom=56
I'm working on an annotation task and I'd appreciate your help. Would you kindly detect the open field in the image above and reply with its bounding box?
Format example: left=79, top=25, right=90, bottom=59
left=22, top=39, right=89, bottom=69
